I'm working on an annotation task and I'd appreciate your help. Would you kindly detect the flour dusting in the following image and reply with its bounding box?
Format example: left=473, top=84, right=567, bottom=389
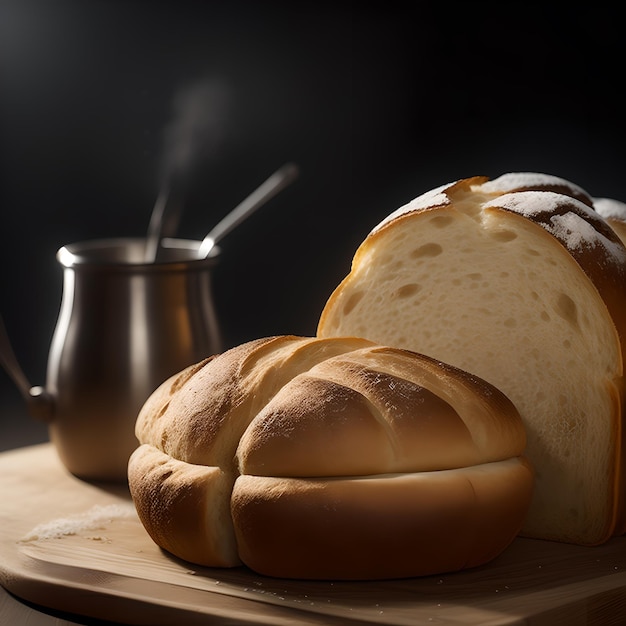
left=595, top=197, right=626, bottom=222
left=19, top=503, right=137, bottom=542
left=479, top=172, right=590, bottom=200
left=485, top=191, right=626, bottom=264
left=373, top=181, right=455, bottom=232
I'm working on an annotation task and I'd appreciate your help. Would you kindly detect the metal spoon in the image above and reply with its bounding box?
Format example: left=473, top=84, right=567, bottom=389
left=144, top=181, right=183, bottom=263
left=198, top=162, right=299, bottom=258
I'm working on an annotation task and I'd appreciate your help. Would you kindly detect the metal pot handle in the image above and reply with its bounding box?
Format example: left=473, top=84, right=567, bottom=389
left=0, top=314, right=54, bottom=422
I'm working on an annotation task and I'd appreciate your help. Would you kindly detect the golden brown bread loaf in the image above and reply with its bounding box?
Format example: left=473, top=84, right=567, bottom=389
left=318, top=172, right=626, bottom=546
left=128, top=335, right=533, bottom=580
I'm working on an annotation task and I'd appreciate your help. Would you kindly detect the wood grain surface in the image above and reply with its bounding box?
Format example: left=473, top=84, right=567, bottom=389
left=0, top=443, right=625, bottom=625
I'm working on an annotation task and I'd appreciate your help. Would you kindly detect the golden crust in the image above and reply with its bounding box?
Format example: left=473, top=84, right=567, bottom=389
left=129, top=334, right=532, bottom=579
left=232, top=458, right=534, bottom=580
left=128, top=444, right=240, bottom=567
left=238, top=346, right=526, bottom=477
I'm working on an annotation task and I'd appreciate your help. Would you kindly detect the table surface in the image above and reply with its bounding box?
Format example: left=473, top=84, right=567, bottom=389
left=2, top=439, right=626, bottom=625
left=0, top=585, right=102, bottom=626
left=0, top=399, right=94, bottom=625
left=0, top=454, right=105, bottom=626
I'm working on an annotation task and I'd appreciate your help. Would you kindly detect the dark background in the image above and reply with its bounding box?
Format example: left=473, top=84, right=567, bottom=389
left=1, top=1, right=625, bottom=450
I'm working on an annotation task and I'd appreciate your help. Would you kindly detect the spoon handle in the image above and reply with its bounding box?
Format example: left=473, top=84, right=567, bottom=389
left=144, top=183, right=184, bottom=263
left=199, top=162, right=299, bottom=258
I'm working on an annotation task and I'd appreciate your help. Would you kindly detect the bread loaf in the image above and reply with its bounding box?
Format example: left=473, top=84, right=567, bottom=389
left=128, top=335, right=533, bottom=580
left=594, top=196, right=626, bottom=245
left=318, top=172, right=626, bottom=546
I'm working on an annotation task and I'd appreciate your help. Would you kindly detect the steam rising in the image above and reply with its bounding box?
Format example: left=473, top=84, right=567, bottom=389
left=144, top=78, right=230, bottom=261
left=159, top=78, right=230, bottom=188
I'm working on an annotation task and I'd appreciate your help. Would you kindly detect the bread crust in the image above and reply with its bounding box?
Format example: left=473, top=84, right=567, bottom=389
left=134, top=336, right=375, bottom=466
left=479, top=172, right=594, bottom=206
left=594, top=196, right=626, bottom=248
left=128, top=444, right=240, bottom=567
left=232, top=458, right=534, bottom=580
left=238, top=347, right=526, bottom=477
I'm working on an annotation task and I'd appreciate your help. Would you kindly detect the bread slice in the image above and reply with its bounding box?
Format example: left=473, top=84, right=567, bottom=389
left=318, top=173, right=626, bottom=545
left=594, top=196, right=626, bottom=246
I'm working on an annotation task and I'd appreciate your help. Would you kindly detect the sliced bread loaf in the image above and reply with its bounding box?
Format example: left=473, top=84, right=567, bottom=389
left=317, top=173, right=626, bottom=545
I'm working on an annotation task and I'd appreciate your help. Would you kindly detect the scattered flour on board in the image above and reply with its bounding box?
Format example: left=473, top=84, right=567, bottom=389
left=19, top=503, right=137, bottom=542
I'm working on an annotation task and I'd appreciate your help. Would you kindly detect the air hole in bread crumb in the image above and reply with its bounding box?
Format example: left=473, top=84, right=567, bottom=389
left=392, top=233, right=408, bottom=244
left=393, top=284, right=421, bottom=299
left=410, top=243, right=442, bottom=258
left=491, top=230, right=517, bottom=242
left=343, top=291, right=364, bottom=316
left=526, top=248, right=540, bottom=256
left=554, top=293, right=579, bottom=327
left=504, top=318, right=516, bottom=328
left=541, top=311, right=550, bottom=322
left=429, top=215, right=453, bottom=228
left=156, top=401, right=170, bottom=419
left=467, top=273, right=482, bottom=280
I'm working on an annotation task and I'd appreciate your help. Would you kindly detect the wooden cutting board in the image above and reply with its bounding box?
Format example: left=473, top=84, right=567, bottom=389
left=1, top=444, right=626, bottom=625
